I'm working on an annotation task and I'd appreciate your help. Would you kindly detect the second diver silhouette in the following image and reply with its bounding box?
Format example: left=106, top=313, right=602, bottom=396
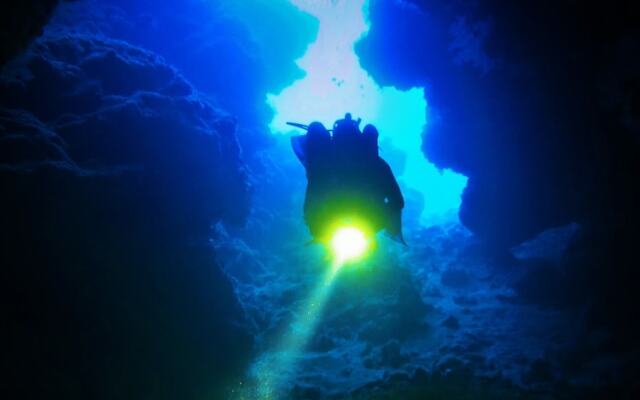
left=290, top=113, right=406, bottom=245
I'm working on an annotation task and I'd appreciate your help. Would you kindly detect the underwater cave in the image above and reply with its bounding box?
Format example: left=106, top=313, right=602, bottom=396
left=2, top=0, right=639, bottom=399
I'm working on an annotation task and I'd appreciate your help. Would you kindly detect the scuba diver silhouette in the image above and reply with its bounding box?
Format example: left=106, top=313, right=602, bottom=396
left=290, top=113, right=405, bottom=244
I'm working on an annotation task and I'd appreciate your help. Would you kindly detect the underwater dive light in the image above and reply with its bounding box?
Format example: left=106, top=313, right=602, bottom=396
left=330, top=226, right=369, bottom=263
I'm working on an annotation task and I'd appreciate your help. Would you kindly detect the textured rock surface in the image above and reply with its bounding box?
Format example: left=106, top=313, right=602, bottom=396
left=0, top=0, right=62, bottom=65
left=357, top=0, right=640, bottom=248
left=46, top=0, right=316, bottom=146
left=3, top=1, right=639, bottom=398
left=218, top=214, right=620, bottom=399
left=355, top=3, right=640, bottom=395
left=1, top=34, right=252, bottom=399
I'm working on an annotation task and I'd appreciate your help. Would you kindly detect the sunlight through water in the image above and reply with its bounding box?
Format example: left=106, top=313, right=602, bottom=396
left=268, top=0, right=467, bottom=223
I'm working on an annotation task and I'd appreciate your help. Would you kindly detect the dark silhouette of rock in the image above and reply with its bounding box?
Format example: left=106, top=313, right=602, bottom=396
left=1, top=34, right=252, bottom=399
left=357, top=1, right=640, bottom=394
left=357, top=0, right=640, bottom=249
left=46, top=0, right=317, bottom=147
left=0, top=0, right=63, bottom=66
left=442, top=316, right=460, bottom=330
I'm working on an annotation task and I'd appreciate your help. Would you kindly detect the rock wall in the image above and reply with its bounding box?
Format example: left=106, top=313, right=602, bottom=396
left=0, top=0, right=63, bottom=65
left=357, top=0, right=639, bottom=248
left=357, top=1, right=640, bottom=392
left=1, top=34, right=252, bottom=399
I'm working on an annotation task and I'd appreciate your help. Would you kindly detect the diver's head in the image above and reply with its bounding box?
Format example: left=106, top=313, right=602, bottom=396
left=333, top=113, right=361, bottom=139
left=363, top=124, right=378, bottom=141
left=363, top=124, right=379, bottom=156
left=307, top=121, right=330, bottom=140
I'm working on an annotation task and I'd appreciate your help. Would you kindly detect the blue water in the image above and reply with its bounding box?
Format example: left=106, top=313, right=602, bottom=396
left=3, top=0, right=623, bottom=398
left=267, top=0, right=467, bottom=223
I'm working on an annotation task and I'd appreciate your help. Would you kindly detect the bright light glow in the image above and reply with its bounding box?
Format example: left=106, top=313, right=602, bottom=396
left=268, top=0, right=468, bottom=223
left=235, top=265, right=340, bottom=400
left=331, top=226, right=368, bottom=263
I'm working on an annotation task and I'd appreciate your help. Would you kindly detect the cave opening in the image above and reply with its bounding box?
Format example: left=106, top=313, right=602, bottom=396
left=267, top=0, right=468, bottom=224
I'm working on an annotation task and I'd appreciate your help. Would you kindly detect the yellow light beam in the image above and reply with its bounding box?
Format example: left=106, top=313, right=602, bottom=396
left=232, top=225, right=372, bottom=399
left=234, top=265, right=340, bottom=400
